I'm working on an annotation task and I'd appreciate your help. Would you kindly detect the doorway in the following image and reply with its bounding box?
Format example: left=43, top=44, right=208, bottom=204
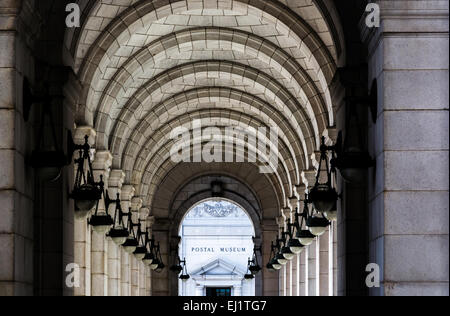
left=178, top=199, right=256, bottom=296
left=206, top=288, right=232, bottom=297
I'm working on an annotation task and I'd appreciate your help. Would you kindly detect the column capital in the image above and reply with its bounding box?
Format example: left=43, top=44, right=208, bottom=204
left=310, top=152, right=321, bottom=173
left=323, top=128, right=338, bottom=145
left=131, top=197, right=143, bottom=212
left=146, top=216, right=155, bottom=229
left=73, top=126, right=96, bottom=146
left=139, top=208, right=150, bottom=220
left=301, top=170, right=317, bottom=190
left=92, top=151, right=113, bottom=171
left=109, top=169, right=125, bottom=188
left=288, top=196, right=298, bottom=210
left=121, top=185, right=136, bottom=201
left=282, top=207, right=291, bottom=219
left=295, top=184, right=306, bottom=197
left=276, top=215, right=285, bottom=229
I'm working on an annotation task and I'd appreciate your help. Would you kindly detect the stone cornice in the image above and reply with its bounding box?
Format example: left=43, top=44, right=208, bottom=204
left=360, top=1, right=449, bottom=56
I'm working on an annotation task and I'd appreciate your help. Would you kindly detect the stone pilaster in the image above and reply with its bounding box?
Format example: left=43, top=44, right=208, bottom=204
left=120, top=185, right=135, bottom=296
left=139, top=208, right=150, bottom=296
left=363, top=0, right=449, bottom=296
left=130, top=197, right=142, bottom=296
left=72, top=136, right=95, bottom=295
left=302, top=170, right=319, bottom=296
left=90, top=151, right=112, bottom=296
left=261, top=219, right=279, bottom=296
left=107, top=170, right=125, bottom=296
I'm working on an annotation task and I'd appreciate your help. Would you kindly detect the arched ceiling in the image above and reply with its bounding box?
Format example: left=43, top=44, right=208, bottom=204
left=66, top=0, right=343, bottom=216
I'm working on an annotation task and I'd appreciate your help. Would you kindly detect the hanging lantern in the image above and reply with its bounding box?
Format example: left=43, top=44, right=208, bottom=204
left=331, top=101, right=375, bottom=184
left=279, top=228, right=295, bottom=260
left=286, top=218, right=304, bottom=254
left=24, top=78, right=69, bottom=181
left=303, top=195, right=330, bottom=237
left=88, top=183, right=114, bottom=234
left=324, top=201, right=338, bottom=222
left=133, top=220, right=148, bottom=260
left=248, top=247, right=262, bottom=275
left=270, top=259, right=282, bottom=270
left=309, top=137, right=339, bottom=213
left=70, top=135, right=102, bottom=219
left=306, top=216, right=330, bottom=236
left=107, top=199, right=130, bottom=245
left=293, top=204, right=315, bottom=246
left=267, top=242, right=282, bottom=271
left=143, top=234, right=156, bottom=266
left=149, top=244, right=165, bottom=272
left=174, top=258, right=190, bottom=281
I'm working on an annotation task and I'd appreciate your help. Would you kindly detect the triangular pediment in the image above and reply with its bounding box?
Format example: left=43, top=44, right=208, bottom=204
left=191, top=259, right=245, bottom=276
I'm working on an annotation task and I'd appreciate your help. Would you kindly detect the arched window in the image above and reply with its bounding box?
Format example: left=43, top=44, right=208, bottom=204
left=178, top=199, right=255, bottom=296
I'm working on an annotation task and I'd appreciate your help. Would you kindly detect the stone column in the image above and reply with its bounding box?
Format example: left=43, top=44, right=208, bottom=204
left=319, top=227, right=330, bottom=296
left=289, top=195, right=299, bottom=296
left=139, top=208, right=150, bottom=296
left=302, top=170, right=319, bottom=296
left=363, top=1, right=449, bottom=296
left=90, top=151, right=113, bottom=296
left=145, top=216, right=155, bottom=296
left=261, top=219, right=278, bottom=296
left=107, top=170, right=125, bottom=296
left=73, top=128, right=96, bottom=296
left=282, top=207, right=293, bottom=296
left=195, top=285, right=203, bottom=296
left=120, top=185, right=135, bottom=296
left=234, top=285, right=242, bottom=296
left=0, top=1, right=39, bottom=295
left=296, top=185, right=307, bottom=296
left=130, top=197, right=142, bottom=296
left=276, top=215, right=286, bottom=296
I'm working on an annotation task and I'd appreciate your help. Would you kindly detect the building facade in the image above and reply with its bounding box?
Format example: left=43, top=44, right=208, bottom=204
left=179, top=200, right=256, bottom=296
left=0, top=0, right=448, bottom=296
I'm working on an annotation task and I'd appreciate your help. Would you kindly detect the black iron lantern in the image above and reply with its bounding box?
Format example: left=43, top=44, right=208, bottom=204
left=24, top=78, right=69, bottom=181
left=107, top=196, right=130, bottom=245
left=122, top=213, right=139, bottom=254
left=266, top=242, right=282, bottom=271
left=244, top=264, right=255, bottom=280
left=304, top=195, right=330, bottom=237
left=143, top=233, right=156, bottom=266
left=286, top=216, right=305, bottom=254
left=88, top=181, right=114, bottom=234
left=274, top=236, right=288, bottom=266
left=150, top=243, right=165, bottom=272
left=171, top=257, right=190, bottom=280
left=309, top=137, right=339, bottom=213
left=331, top=99, right=375, bottom=184
left=293, top=204, right=315, bottom=246
left=70, top=135, right=102, bottom=219
left=280, top=229, right=295, bottom=261
left=248, top=247, right=262, bottom=275
left=133, top=220, right=148, bottom=260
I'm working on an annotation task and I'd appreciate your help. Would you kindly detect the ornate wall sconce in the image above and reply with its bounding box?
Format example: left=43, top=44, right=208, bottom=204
left=309, top=137, right=339, bottom=214
left=245, top=246, right=262, bottom=279
left=266, top=242, right=282, bottom=272
left=23, top=78, right=70, bottom=181
left=171, top=257, right=190, bottom=280
left=70, top=135, right=102, bottom=219
left=88, top=184, right=114, bottom=234
left=304, top=194, right=330, bottom=237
